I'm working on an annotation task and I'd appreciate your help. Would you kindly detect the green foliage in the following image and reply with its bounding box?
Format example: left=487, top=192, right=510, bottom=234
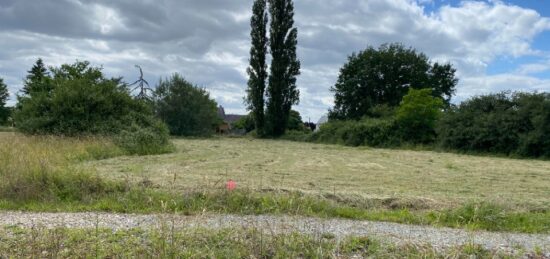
left=437, top=92, right=550, bottom=158
left=279, top=129, right=312, bottom=142
left=310, top=118, right=400, bottom=147
left=21, top=58, right=51, bottom=96
left=366, top=104, right=396, bottom=119
left=235, top=110, right=305, bottom=134
left=396, top=88, right=444, bottom=144
left=245, top=0, right=301, bottom=137
left=114, top=121, right=174, bottom=156
left=154, top=74, right=220, bottom=136
left=330, top=43, right=457, bottom=120
left=246, top=0, right=269, bottom=136
left=265, top=0, right=301, bottom=136
left=233, top=114, right=255, bottom=133
left=287, top=110, right=305, bottom=131
left=0, top=77, right=9, bottom=124
left=14, top=61, right=155, bottom=136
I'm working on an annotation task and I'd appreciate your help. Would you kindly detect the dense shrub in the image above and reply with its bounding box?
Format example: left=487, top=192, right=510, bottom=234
left=233, top=114, right=256, bottom=133
left=437, top=92, right=550, bottom=158
left=287, top=110, right=306, bottom=131
left=396, top=88, right=444, bottom=144
left=114, top=120, right=174, bottom=156
left=154, top=74, right=220, bottom=136
left=14, top=61, right=157, bottom=136
left=13, top=60, right=173, bottom=155
left=279, top=129, right=312, bottom=142
left=310, top=118, right=400, bottom=147
left=309, top=90, right=443, bottom=147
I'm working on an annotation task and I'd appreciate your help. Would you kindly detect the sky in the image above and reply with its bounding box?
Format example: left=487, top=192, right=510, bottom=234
left=1, top=0, right=549, bottom=122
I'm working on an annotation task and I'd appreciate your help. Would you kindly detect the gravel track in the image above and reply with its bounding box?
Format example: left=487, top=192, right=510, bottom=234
left=0, top=212, right=548, bottom=254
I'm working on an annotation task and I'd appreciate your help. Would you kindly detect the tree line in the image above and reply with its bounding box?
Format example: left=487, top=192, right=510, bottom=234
left=305, top=43, right=549, bottom=158
left=0, top=58, right=229, bottom=154
left=0, top=0, right=548, bottom=158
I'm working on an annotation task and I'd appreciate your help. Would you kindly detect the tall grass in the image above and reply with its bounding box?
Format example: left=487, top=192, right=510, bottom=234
left=0, top=227, right=510, bottom=258
left=0, top=133, right=126, bottom=202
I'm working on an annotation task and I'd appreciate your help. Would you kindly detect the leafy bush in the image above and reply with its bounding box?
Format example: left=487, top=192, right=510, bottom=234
left=114, top=121, right=174, bottom=156
left=287, top=110, right=305, bottom=131
left=310, top=118, right=400, bottom=147
left=437, top=92, right=550, bottom=158
left=396, top=88, right=444, bottom=144
left=13, top=60, right=173, bottom=155
left=233, top=114, right=255, bottom=133
left=280, top=130, right=312, bottom=142
left=14, top=61, right=154, bottom=136
left=154, top=74, right=220, bottom=136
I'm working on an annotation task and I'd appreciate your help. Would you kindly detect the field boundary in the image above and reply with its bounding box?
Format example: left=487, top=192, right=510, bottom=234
left=1, top=211, right=548, bottom=253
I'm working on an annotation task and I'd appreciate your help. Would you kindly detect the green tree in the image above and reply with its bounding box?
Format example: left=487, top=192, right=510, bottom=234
left=154, top=74, right=220, bottom=136
left=287, top=110, right=304, bottom=131
left=329, top=43, right=457, bottom=120
left=233, top=114, right=256, bottom=133
left=246, top=0, right=269, bottom=136
left=14, top=61, right=155, bottom=136
left=396, top=88, right=444, bottom=143
left=21, top=58, right=51, bottom=96
left=265, top=0, right=301, bottom=136
left=0, top=78, right=9, bottom=124
left=437, top=92, right=550, bottom=157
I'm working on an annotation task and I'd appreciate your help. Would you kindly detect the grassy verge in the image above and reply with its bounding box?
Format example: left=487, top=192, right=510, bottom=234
left=0, top=226, right=522, bottom=258
left=1, top=190, right=549, bottom=234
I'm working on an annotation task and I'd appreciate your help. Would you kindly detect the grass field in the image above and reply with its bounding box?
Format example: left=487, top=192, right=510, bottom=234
left=86, top=137, right=550, bottom=210
left=2, top=132, right=550, bottom=234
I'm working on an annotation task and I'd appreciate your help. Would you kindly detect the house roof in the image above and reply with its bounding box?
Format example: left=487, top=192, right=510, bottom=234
left=218, top=105, right=245, bottom=124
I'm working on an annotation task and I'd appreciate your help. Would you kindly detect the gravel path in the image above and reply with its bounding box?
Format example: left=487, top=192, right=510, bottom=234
left=0, top=212, right=548, bottom=254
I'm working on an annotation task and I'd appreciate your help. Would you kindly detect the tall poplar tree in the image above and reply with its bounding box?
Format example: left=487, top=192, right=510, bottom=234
left=246, top=0, right=269, bottom=136
left=265, top=0, right=300, bottom=136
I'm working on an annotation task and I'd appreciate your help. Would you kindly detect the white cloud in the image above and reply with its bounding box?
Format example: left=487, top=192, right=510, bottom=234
left=0, top=0, right=549, bottom=120
left=459, top=74, right=550, bottom=101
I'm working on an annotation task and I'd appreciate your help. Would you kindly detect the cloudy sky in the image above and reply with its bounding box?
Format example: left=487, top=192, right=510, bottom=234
left=1, top=0, right=549, bottom=121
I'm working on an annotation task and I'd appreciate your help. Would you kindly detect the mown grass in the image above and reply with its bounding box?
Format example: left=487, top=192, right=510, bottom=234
left=0, top=226, right=521, bottom=258
left=86, top=137, right=550, bottom=210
